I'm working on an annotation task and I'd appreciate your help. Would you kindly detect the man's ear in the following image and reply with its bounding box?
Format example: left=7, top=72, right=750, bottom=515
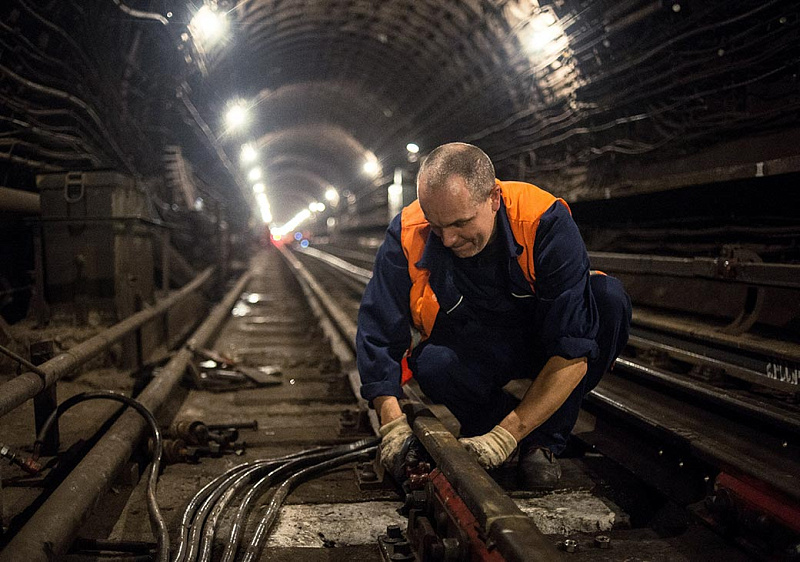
left=490, top=186, right=501, bottom=212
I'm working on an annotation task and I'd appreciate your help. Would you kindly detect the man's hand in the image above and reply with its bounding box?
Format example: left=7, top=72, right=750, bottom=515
left=378, top=413, right=414, bottom=481
left=458, top=425, right=517, bottom=469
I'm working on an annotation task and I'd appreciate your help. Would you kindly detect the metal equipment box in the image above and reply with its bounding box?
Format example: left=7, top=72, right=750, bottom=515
left=35, top=171, right=158, bottom=324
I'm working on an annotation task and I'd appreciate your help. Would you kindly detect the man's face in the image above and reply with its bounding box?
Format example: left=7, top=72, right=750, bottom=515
left=418, top=174, right=500, bottom=258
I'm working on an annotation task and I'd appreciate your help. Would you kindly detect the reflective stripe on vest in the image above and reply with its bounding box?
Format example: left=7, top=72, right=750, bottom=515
left=400, top=179, right=570, bottom=345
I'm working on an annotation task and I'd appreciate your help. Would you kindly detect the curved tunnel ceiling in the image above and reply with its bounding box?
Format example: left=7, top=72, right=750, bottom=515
left=192, top=0, right=798, bottom=226
left=2, top=0, right=793, bottom=229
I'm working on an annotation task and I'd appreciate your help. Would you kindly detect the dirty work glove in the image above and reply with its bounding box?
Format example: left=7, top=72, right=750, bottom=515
left=458, top=425, right=517, bottom=470
left=379, top=414, right=414, bottom=482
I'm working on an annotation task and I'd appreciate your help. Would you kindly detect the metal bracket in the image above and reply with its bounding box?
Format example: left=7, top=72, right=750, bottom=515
left=64, top=172, right=85, bottom=204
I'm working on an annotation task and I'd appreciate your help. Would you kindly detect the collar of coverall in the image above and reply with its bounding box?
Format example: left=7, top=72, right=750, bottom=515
left=416, top=194, right=522, bottom=271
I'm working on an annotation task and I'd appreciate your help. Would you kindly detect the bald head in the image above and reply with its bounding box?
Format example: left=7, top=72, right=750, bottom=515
left=417, top=142, right=496, bottom=203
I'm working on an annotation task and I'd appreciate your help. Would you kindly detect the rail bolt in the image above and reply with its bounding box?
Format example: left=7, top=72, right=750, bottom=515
left=563, top=539, right=578, bottom=553
left=594, top=535, right=611, bottom=549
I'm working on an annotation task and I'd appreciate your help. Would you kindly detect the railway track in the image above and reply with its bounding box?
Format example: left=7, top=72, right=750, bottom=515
left=296, top=242, right=800, bottom=559
left=1, top=243, right=797, bottom=561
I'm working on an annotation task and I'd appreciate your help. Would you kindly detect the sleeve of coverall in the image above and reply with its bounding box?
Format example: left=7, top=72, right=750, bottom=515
left=531, top=203, right=600, bottom=361
left=356, top=213, right=414, bottom=403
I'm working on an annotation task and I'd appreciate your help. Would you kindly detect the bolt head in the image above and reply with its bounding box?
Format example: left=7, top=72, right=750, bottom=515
left=595, top=535, right=611, bottom=549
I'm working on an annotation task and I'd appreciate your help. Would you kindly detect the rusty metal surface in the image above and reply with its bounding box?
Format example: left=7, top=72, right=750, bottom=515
left=0, top=267, right=214, bottom=418
left=0, top=267, right=252, bottom=562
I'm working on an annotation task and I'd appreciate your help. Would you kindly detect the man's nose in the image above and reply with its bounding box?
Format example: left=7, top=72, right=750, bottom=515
left=441, top=228, right=459, bottom=247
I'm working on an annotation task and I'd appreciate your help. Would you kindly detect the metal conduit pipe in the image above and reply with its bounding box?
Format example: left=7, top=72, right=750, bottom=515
left=0, top=266, right=254, bottom=562
left=0, top=267, right=214, bottom=418
left=0, top=186, right=41, bottom=214
left=406, top=403, right=562, bottom=561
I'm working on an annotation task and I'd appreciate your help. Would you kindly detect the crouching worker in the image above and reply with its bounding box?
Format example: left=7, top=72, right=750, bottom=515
left=356, top=143, right=631, bottom=488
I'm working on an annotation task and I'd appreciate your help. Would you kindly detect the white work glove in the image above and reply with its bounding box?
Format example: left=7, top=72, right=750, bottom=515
left=458, top=425, right=517, bottom=469
left=379, top=414, right=414, bottom=481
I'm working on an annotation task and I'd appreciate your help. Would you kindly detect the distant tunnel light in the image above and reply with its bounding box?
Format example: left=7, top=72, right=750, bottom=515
left=309, top=201, right=325, bottom=213
left=324, top=187, right=338, bottom=202
left=248, top=167, right=262, bottom=181
left=256, top=192, right=272, bottom=223
left=190, top=5, right=227, bottom=46
left=406, top=143, right=420, bottom=154
left=240, top=143, right=258, bottom=163
left=272, top=209, right=312, bottom=237
left=363, top=159, right=379, bottom=177
left=252, top=182, right=265, bottom=194
left=226, top=103, right=249, bottom=130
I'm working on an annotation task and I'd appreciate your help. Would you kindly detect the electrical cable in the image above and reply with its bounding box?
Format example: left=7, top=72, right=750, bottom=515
left=218, top=438, right=377, bottom=562
left=240, top=445, right=379, bottom=562
left=171, top=445, right=331, bottom=562
left=0, top=63, right=135, bottom=174
left=14, top=0, right=101, bottom=81
left=111, top=0, right=169, bottom=25
left=34, top=391, right=169, bottom=562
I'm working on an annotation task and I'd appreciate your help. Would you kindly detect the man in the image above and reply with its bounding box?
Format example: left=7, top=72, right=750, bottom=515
left=356, top=143, right=631, bottom=488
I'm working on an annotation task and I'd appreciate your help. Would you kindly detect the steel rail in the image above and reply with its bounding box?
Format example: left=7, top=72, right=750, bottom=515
left=613, top=357, right=800, bottom=435
left=404, top=399, right=562, bottom=561
left=297, top=246, right=372, bottom=285
left=586, top=375, right=800, bottom=502
left=0, top=267, right=213, bottom=418
left=588, top=250, right=800, bottom=290
left=0, top=266, right=254, bottom=562
left=278, top=245, right=560, bottom=561
left=626, top=330, right=800, bottom=393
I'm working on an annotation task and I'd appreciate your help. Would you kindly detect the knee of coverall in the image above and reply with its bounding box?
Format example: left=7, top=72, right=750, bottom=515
left=410, top=343, right=518, bottom=436
left=585, top=274, right=632, bottom=390
left=410, top=343, right=461, bottom=403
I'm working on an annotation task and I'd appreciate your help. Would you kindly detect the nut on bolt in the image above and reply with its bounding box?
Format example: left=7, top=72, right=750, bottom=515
left=384, top=524, right=403, bottom=543
left=595, top=535, right=611, bottom=549
left=563, top=539, right=578, bottom=553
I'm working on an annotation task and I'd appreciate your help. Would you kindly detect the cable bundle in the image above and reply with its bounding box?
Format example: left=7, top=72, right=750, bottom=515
left=172, top=437, right=379, bottom=562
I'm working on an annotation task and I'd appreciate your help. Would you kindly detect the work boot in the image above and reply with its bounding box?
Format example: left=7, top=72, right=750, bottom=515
left=518, top=447, right=561, bottom=490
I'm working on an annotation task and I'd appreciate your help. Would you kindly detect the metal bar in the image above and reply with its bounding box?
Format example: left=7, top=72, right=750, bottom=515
left=580, top=154, right=800, bottom=201
left=407, top=403, right=561, bottom=561
left=628, top=327, right=800, bottom=392
left=0, top=186, right=40, bottom=214
left=0, top=267, right=214, bottom=419
left=586, top=377, right=800, bottom=502
left=30, top=341, right=58, bottom=456
left=0, top=266, right=253, bottom=562
left=588, top=251, right=800, bottom=290
left=297, top=246, right=372, bottom=285
left=34, top=216, right=169, bottom=229
left=613, top=357, right=800, bottom=435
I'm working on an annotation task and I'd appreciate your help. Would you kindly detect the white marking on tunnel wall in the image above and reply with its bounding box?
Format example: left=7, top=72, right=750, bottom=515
left=766, top=362, right=799, bottom=385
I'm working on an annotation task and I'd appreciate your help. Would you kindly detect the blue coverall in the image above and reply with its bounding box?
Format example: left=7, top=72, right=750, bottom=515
left=357, top=199, right=631, bottom=455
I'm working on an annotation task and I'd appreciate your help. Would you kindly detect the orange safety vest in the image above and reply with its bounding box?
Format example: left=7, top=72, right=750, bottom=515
left=398, top=179, right=570, bottom=383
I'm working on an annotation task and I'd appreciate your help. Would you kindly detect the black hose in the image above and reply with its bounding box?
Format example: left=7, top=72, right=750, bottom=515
left=35, top=391, right=169, bottom=562
left=240, top=445, right=378, bottom=562
left=220, top=438, right=378, bottom=562
left=173, top=445, right=332, bottom=562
